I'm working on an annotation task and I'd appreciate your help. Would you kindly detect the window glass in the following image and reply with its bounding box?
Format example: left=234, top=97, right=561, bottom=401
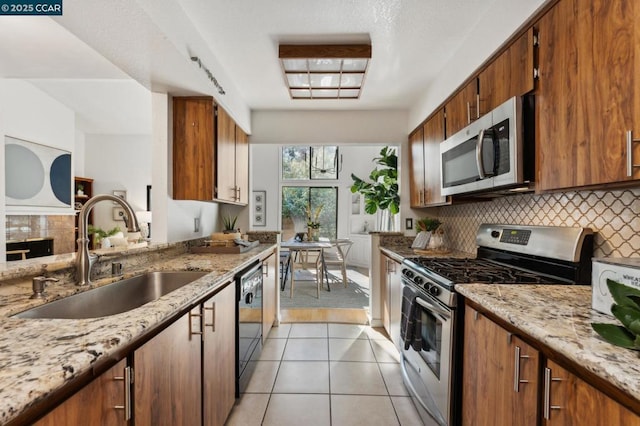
left=282, top=146, right=339, bottom=180
left=281, top=186, right=337, bottom=241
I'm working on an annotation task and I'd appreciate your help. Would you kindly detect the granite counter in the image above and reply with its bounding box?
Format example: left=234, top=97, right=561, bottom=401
left=0, top=243, right=276, bottom=425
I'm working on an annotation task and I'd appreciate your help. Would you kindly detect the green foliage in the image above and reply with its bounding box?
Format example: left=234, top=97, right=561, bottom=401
left=416, top=217, right=441, bottom=232
left=591, top=279, right=640, bottom=350
left=222, top=215, right=238, bottom=231
left=350, top=146, right=400, bottom=215
left=87, top=225, right=121, bottom=242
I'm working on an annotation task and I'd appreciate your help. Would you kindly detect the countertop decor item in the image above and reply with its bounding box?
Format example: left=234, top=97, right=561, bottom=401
left=592, top=279, right=640, bottom=350
left=350, top=146, right=399, bottom=231
left=222, top=214, right=238, bottom=233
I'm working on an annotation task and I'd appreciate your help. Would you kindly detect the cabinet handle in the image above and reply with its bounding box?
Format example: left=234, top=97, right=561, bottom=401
left=263, top=262, right=269, bottom=277
left=204, top=303, right=215, bottom=332
left=237, top=186, right=241, bottom=201
left=543, top=367, right=563, bottom=420
left=626, top=130, right=640, bottom=177
left=114, top=366, right=133, bottom=421
left=473, top=310, right=479, bottom=321
left=467, top=101, right=471, bottom=124
left=475, top=93, right=480, bottom=119
left=188, top=310, right=203, bottom=338
left=513, top=345, right=531, bottom=392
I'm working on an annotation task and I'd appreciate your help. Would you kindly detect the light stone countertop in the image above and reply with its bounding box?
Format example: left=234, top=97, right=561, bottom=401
left=0, top=243, right=276, bottom=425
left=456, top=284, right=640, bottom=404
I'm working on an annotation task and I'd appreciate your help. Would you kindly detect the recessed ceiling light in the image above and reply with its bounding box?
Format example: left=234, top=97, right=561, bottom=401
left=279, top=44, right=371, bottom=100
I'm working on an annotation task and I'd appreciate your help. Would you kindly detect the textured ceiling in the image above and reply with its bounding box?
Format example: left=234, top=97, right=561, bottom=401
left=0, top=0, right=548, bottom=133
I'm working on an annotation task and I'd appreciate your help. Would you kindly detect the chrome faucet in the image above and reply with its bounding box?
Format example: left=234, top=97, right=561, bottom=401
left=76, top=194, right=140, bottom=286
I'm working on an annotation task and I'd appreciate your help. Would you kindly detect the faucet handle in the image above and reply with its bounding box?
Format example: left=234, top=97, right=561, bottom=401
left=30, top=276, right=59, bottom=299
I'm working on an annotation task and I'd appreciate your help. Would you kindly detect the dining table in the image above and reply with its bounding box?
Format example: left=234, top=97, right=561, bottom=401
left=280, top=239, right=333, bottom=297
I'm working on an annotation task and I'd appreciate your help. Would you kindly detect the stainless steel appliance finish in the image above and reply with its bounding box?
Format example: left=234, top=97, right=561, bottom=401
left=236, top=261, right=263, bottom=397
left=440, top=96, right=533, bottom=196
left=399, top=224, right=593, bottom=425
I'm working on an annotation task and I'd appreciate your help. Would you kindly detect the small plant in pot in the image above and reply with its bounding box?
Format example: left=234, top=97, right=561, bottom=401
left=87, top=225, right=121, bottom=248
left=592, top=279, right=640, bottom=350
left=222, top=215, right=238, bottom=233
left=412, top=217, right=443, bottom=250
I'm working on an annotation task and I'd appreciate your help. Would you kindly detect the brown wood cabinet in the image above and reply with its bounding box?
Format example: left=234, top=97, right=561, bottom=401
left=463, top=305, right=538, bottom=426
left=134, top=307, right=202, bottom=425
left=216, top=106, right=249, bottom=204
left=535, top=0, right=640, bottom=191
left=34, top=358, right=129, bottom=425
left=543, top=359, right=640, bottom=425
left=444, top=79, right=478, bottom=137
left=262, top=250, right=278, bottom=341
left=173, top=97, right=215, bottom=201
left=203, top=281, right=236, bottom=426
left=478, top=28, right=535, bottom=115
left=409, top=109, right=448, bottom=207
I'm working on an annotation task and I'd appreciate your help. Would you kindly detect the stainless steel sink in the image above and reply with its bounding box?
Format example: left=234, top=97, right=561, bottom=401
left=14, top=271, right=208, bottom=319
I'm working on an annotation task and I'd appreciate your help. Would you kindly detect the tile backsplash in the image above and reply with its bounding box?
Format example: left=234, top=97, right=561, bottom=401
left=6, top=215, right=75, bottom=255
left=436, top=188, right=640, bottom=258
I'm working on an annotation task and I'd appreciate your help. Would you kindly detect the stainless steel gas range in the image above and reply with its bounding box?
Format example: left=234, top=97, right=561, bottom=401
left=399, top=224, right=593, bottom=426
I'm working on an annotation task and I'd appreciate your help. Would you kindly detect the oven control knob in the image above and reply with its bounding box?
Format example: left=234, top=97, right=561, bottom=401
left=414, top=276, right=423, bottom=285
left=429, top=286, right=440, bottom=296
left=491, top=230, right=500, bottom=238
left=404, top=270, right=414, bottom=278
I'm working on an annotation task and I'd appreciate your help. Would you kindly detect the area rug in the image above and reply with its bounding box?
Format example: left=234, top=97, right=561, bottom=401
left=279, top=268, right=370, bottom=309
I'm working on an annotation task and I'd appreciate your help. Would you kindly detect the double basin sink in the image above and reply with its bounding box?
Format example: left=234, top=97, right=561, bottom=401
left=14, top=271, right=208, bottom=319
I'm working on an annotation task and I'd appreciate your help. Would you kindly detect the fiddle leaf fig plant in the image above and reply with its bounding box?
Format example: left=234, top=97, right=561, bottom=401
left=350, top=146, right=399, bottom=215
left=591, top=279, right=640, bottom=350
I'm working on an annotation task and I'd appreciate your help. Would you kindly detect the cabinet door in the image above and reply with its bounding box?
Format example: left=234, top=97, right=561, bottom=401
left=173, top=97, right=215, bottom=200
left=235, top=126, right=249, bottom=204
left=382, top=256, right=391, bottom=333
left=536, top=0, right=640, bottom=191
left=422, top=108, right=448, bottom=206
left=203, top=282, right=236, bottom=426
left=216, top=106, right=237, bottom=202
left=134, top=308, right=202, bottom=426
left=543, top=359, right=640, bottom=425
left=408, top=127, right=425, bottom=207
left=445, top=79, right=478, bottom=137
left=462, top=305, right=538, bottom=426
left=35, top=358, right=129, bottom=425
left=388, top=257, right=402, bottom=350
left=478, top=28, right=534, bottom=115
left=262, top=251, right=277, bottom=341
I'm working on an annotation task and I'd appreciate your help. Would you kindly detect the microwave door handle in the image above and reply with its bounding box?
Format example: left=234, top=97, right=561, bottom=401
left=476, top=128, right=486, bottom=179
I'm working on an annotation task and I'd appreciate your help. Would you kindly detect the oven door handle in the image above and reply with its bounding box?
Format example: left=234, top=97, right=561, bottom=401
left=415, top=296, right=451, bottom=319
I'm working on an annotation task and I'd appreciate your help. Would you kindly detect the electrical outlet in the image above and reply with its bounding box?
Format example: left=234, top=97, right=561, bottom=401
left=405, top=218, right=413, bottom=230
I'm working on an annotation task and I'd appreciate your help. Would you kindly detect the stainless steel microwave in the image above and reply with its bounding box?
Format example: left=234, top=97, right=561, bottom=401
left=440, top=96, right=532, bottom=196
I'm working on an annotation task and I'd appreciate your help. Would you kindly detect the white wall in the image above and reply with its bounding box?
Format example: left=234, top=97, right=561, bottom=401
left=84, top=134, right=152, bottom=233
left=251, top=110, right=408, bottom=145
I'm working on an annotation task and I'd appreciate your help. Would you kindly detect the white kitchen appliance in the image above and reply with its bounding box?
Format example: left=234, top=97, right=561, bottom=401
left=592, top=257, right=640, bottom=315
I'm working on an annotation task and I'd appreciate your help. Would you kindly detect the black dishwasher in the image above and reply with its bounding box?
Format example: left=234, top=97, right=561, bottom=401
left=235, top=261, right=263, bottom=397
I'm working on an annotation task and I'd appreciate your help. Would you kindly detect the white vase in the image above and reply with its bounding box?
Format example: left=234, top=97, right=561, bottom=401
left=376, top=209, right=396, bottom=232
left=101, top=238, right=111, bottom=249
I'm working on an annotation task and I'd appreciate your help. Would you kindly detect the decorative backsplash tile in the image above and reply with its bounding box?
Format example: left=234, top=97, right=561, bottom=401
left=436, top=188, right=640, bottom=258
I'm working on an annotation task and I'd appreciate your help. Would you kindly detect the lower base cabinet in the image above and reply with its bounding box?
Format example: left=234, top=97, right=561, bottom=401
left=464, top=302, right=640, bottom=425
left=34, top=358, right=129, bottom=425
left=262, top=250, right=277, bottom=341
left=543, top=360, right=640, bottom=425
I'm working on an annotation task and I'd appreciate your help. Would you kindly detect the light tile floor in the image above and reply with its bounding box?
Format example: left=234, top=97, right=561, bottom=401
left=226, top=323, right=425, bottom=425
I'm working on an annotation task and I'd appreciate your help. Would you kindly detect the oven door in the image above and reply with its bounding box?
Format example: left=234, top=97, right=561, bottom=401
left=400, top=279, right=454, bottom=426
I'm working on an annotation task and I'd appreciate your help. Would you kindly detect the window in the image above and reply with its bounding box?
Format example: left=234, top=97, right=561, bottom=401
left=282, top=146, right=339, bottom=180
left=281, top=186, right=338, bottom=241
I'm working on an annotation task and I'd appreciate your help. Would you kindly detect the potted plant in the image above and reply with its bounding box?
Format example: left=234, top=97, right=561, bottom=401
left=306, top=205, right=323, bottom=241
left=411, top=217, right=442, bottom=249
left=350, top=146, right=399, bottom=231
left=75, top=183, right=84, bottom=196
left=592, top=279, right=640, bottom=350
left=87, top=225, right=121, bottom=248
left=221, top=215, right=238, bottom=233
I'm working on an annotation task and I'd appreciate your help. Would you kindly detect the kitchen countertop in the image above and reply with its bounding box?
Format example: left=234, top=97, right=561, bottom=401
left=0, top=243, right=276, bottom=425
left=380, top=245, right=471, bottom=263
left=456, top=284, right=640, bottom=404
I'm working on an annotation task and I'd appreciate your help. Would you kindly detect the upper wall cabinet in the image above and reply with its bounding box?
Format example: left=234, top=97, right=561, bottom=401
left=173, top=97, right=215, bottom=200
left=444, top=79, right=478, bottom=137
left=535, top=0, right=640, bottom=191
left=172, top=97, right=249, bottom=204
left=478, top=28, right=535, bottom=116
left=216, top=106, right=249, bottom=204
left=409, top=109, right=449, bottom=208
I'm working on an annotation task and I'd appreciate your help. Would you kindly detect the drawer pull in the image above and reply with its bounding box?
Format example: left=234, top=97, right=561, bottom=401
left=113, top=366, right=133, bottom=421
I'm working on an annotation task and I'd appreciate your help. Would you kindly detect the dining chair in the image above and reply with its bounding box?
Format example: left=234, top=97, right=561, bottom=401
left=317, top=239, right=353, bottom=287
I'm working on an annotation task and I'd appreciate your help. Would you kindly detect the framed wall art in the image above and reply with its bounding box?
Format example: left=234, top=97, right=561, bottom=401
left=5, top=136, right=72, bottom=208
left=253, top=190, right=266, bottom=226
